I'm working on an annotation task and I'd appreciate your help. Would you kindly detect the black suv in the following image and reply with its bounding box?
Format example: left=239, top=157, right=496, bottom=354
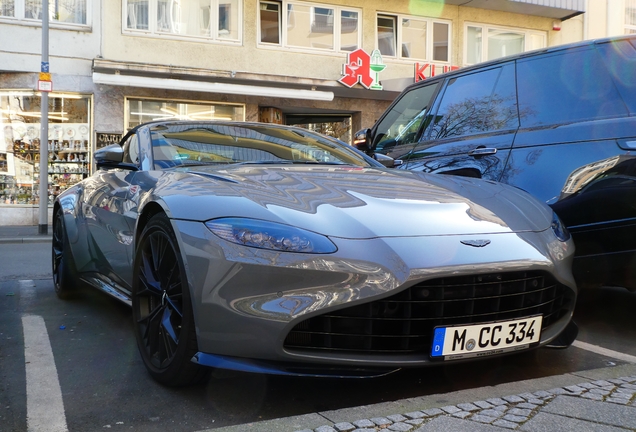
left=355, top=34, right=636, bottom=291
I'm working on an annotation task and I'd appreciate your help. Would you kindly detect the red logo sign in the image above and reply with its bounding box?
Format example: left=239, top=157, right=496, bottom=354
left=339, top=49, right=375, bottom=89
left=415, top=63, right=459, bottom=82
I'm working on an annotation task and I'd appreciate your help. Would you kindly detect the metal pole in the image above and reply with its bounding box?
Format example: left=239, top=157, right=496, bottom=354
left=38, top=0, right=49, bottom=235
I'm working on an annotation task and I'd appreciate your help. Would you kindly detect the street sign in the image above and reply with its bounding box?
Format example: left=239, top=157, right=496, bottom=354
left=38, top=80, right=53, bottom=92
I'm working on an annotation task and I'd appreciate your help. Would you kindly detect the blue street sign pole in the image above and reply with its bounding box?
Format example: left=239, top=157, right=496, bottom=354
left=38, top=0, right=49, bottom=235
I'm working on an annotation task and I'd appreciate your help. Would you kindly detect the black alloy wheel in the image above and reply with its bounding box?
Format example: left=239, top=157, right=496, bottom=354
left=52, top=208, right=77, bottom=299
left=132, top=213, right=209, bottom=387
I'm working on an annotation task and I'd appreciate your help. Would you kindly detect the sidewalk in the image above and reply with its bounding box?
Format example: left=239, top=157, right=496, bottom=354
left=205, top=363, right=636, bottom=432
left=0, top=225, right=52, bottom=243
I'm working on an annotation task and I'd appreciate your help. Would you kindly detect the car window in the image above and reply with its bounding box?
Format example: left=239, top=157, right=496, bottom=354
left=423, top=64, right=518, bottom=140
left=122, top=134, right=140, bottom=165
left=152, top=133, right=184, bottom=169
left=371, top=81, right=440, bottom=154
left=149, top=123, right=376, bottom=168
left=596, top=39, right=636, bottom=114
left=517, top=46, right=628, bottom=127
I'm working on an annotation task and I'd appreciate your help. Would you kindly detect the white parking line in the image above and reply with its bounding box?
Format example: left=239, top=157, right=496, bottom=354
left=22, top=315, right=68, bottom=432
left=572, top=340, right=636, bottom=364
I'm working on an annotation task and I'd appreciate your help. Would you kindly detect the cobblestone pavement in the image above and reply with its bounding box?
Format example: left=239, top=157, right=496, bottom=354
left=294, top=376, right=636, bottom=432
left=205, top=365, right=636, bottom=432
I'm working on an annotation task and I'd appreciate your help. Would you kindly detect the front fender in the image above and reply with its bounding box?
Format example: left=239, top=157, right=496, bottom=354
left=57, top=190, right=80, bottom=244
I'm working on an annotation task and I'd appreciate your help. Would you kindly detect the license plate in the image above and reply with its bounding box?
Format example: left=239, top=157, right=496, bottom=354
left=431, top=315, right=542, bottom=360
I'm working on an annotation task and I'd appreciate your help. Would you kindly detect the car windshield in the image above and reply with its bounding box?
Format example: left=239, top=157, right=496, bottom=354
left=150, top=123, right=374, bottom=169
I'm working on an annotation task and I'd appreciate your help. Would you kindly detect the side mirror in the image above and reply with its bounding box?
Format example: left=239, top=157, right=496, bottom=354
left=353, top=128, right=372, bottom=154
left=374, top=153, right=404, bottom=168
left=94, top=144, right=138, bottom=171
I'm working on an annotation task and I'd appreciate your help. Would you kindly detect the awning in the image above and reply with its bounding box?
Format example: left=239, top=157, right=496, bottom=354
left=443, top=0, right=585, bottom=20
left=92, top=72, right=335, bottom=102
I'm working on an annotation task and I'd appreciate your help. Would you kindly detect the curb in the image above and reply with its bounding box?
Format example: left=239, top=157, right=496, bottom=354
left=0, top=236, right=52, bottom=244
left=198, top=364, right=636, bottom=432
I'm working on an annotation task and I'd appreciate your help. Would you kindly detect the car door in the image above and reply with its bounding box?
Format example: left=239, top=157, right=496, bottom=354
left=83, top=133, right=141, bottom=288
left=500, top=40, right=636, bottom=287
left=401, top=63, right=518, bottom=182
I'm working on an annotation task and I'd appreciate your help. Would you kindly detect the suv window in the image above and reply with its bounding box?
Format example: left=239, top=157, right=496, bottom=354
left=424, top=64, right=518, bottom=140
left=596, top=39, right=636, bottom=114
left=371, top=81, right=440, bottom=154
left=517, top=46, right=628, bottom=127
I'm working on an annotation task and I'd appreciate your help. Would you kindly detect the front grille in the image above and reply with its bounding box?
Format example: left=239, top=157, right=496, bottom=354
left=284, top=271, right=574, bottom=355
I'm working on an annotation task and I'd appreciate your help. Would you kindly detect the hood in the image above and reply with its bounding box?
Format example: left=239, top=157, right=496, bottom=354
left=157, top=165, right=552, bottom=239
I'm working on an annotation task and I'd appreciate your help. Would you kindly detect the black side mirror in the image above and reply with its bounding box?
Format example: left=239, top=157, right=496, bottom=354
left=353, top=128, right=372, bottom=154
left=94, top=144, right=138, bottom=171
left=374, top=153, right=404, bottom=168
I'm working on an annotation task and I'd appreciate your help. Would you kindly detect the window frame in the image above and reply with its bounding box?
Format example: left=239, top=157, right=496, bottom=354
left=0, top=0, right=91, bottom=30
left=626, top=0, right=636, bottom=34
left=257, top=0, right=362, bottom=55
left=375, top=12, right=451, bottom=63
left=122, top=0, right=243, bottom=44
left=259, top=0, right=281, bottom=44
left=463, top=22, right=546, bottom=66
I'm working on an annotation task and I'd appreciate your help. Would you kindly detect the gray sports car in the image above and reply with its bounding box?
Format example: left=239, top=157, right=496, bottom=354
left=52, top=120, right=578, bottom=387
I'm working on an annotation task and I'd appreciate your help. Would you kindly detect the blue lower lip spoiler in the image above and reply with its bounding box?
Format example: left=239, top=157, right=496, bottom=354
left=191, top=352, right=399, bottom=378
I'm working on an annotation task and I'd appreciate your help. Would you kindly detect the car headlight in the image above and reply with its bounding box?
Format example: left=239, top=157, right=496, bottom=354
left=205, top=218, right=337, bottom=254
left=551, top=212, right=571, bottom=242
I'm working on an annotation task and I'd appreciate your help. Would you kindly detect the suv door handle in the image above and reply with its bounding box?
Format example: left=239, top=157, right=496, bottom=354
left=468, top=147, right=497, bottom=157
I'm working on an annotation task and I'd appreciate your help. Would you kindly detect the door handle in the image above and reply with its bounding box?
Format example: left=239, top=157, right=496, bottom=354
left=468, top=147, right=497, bottom=157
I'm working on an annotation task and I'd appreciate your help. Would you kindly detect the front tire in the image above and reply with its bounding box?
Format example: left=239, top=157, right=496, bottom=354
left=52, top=208, right=78, bottom=299
left=132, top=213, right=209, bottom=387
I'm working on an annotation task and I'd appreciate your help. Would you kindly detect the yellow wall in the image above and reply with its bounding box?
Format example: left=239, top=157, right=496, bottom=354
left=102, top=0, right=568, bottom=85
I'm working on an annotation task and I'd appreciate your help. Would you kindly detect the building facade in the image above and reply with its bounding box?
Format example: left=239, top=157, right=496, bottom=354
left=0, top=0, right=593, bottom=224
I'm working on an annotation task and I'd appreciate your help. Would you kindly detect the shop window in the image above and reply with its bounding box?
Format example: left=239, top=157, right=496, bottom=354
left=126, top=98, right=245, bottom=129
left=125, top=0, right=241, bottom=42
left=0, top=0, right=88, bottom=25
left=258, top=1, right=360, bottom=53
left=377, top=13, right=449, bottom=62
left=286, top=115, right=352, bottom=144
left=465, top=24, right=545, bottom=66
left=0, top=92, right=92, bottom=205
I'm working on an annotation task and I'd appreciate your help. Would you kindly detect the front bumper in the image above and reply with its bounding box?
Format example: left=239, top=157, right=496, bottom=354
left=174, top=219, right=577, bottom=372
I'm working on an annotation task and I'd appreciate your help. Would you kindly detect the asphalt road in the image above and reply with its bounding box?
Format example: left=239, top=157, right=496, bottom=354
left=1, top=242, right=635, bottom=431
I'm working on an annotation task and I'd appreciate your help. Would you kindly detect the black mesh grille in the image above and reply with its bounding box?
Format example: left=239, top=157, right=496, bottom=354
left=284, top=271, right=574, bottom=355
